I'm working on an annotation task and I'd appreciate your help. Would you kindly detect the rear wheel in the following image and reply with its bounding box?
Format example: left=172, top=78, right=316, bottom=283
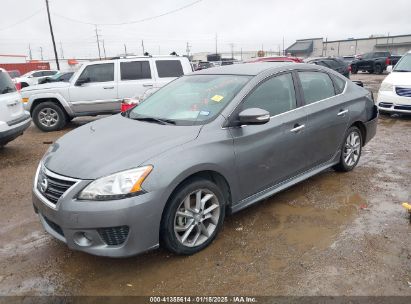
left=333, top=126, right=362, bottom=172
left=375, top=64, right=383, bottom=74
left=351, top=65, right=358, bottom=74
left=161, top=178, right=226, bottom=255
left=32, top=102, right=67, bottom=132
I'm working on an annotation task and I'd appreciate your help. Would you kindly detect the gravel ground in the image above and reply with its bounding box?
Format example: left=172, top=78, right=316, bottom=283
left=0, top=73, right=410, bottom=296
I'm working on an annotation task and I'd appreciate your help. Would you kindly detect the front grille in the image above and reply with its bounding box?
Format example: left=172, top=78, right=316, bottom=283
left=43, top=216, right=64, bottom=236
left=98, top=226, right=130, bottom=246
left=37, top=167, right=76, bottom=205
left=394, top=104, right=411, bottom=111
left=378, top=102, right=393, bottom=108
left=395, top=86, right=411, bottom=97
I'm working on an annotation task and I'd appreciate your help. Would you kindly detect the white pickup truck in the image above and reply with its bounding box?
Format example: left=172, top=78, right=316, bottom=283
left=21, top=55, right=192, bottom=131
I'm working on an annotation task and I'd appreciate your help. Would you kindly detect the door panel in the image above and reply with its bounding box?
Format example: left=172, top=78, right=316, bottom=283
left=230, top=109, right=307, bottom=200
left=297, top=71, right=349, bottom=167
left=117, top=59, right=156, bottom=99
left=69, top=63, right=118, bottom=113
left=230, top=72, right=307, bottom=201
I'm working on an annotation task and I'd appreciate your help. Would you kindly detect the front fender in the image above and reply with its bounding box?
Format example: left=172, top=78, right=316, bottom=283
left=25, top=92, right=74, bottom=115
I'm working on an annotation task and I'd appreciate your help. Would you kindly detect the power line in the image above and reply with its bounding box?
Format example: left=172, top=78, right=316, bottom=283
left=0, top=9, right=43, bottom=31
left=52, top=0, right=203, bottom=26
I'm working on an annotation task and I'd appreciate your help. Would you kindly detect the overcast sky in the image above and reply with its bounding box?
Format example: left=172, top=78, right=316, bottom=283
left=0, top=0, right=410, bottom=60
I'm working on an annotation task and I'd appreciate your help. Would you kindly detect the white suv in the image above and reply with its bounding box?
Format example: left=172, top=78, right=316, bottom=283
left=0, top=68, right=31, bottom=147
left=15, top=70, right=59, bottom=88
left=21, top=55, right=193, bottom=131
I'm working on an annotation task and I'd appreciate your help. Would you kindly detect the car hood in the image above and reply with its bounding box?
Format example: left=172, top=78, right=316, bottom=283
left=383, top=71, right=411, bottom=86
left=21, top=82, right=70, bottom=92
left=43, top=114, right=202, bottom=179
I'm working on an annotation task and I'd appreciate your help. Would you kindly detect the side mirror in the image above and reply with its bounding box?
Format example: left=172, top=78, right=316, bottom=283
left=75, top=77, right=90, bottom=86
left=386, top=65, right=393, bottom=73
left=238, top=108, right=270, bottom=125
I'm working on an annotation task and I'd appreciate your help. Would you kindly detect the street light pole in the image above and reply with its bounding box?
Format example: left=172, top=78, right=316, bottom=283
left=45, top=0, right=60, bottom=69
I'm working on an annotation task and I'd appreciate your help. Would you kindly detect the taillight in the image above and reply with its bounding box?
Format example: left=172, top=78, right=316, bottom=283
left=15, top=82, right=21, bottom=91
left=385, top=57, right=390, bottom=65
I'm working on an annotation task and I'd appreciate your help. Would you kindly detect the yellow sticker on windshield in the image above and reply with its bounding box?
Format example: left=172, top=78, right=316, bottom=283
left=211, top=95, right=224, bottom=102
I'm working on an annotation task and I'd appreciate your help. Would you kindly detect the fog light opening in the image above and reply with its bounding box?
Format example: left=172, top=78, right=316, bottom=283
left=73, top=231, right=93, bottom=247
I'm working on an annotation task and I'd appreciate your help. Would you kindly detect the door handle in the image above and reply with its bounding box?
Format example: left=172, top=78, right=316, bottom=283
left=290, top=124, right=305, bottom=133
left=143, top=83, right=153, bottom=87
left=103, top=86, right=114, bottom=89
left=337, top=109, right=348, bottom=116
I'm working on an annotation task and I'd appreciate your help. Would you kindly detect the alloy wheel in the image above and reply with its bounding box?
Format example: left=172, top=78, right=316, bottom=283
left=39, top=108, right=59, bottom=128
left=174, top=189, right=220, bottom=247
left=343, top=131, right=361, bottom=167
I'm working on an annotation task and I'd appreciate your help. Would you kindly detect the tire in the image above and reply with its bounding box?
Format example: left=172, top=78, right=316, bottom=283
left=160, top=177, right=226, bottom=255
left=351, top=65, right=358, bottom=74
left=333, top=126, right=363, bottom=172
left=32, top=101, right=68, bottom=132
left=375, top=64, right=383, bottom=74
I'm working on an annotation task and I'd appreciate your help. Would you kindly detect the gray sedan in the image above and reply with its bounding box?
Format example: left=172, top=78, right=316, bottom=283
left=32, top=63, right=378, bottom=257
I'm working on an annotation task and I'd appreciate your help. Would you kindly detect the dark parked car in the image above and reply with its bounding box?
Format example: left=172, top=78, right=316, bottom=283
left=350, top=52, right=402, bottom=74
left=32, top=63, right=377, bottom=257
left=196, top=61, right=214, bottom=70
left=38, top=72, right=74, bottom=84
left=305, top=57, right=350, bottom=78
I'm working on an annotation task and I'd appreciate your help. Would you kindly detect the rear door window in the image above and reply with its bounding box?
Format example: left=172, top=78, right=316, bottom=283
left=78, top=63, right=114, bottom=83
left=0, top=71, right=17, bottom=95
left=330, top=74, right=346, bottom=94
left=120, top=61, right=151, bottom=80
left=42, top=71, right=57, bottom=76
left=298, top=71, right=336, bottom=104
left=155, top=60, right=184, bottom=78
left=242, top=73, right=297, bottom=116
left=32, top=71, right=43, bottom=77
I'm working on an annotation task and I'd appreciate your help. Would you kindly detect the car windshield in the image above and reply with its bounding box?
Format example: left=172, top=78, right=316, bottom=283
left=128, top=74, right=251, bottom=125
left=393, top=54, right=411, bottom=72
left=0, top=71, right=17, bottom=95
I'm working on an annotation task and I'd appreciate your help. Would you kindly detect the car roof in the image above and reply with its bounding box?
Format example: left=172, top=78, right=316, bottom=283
left=191, top=62, right=299, bottom=76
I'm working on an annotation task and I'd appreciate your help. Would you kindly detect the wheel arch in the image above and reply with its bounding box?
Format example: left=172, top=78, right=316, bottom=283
left=350, top=121, right=366, bottom=146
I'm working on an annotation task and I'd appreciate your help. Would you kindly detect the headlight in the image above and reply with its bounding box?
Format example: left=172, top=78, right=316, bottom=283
left=77, top=166, right=153, bottom=201
left=379, top=82, right=393, bottom=92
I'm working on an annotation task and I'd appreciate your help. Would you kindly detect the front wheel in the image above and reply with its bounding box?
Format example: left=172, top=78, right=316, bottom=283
left=375, top=64, right=383, bottom=74
left=333, top=126, right=362, bottom=172
left=161, top=178, right=226, bottom=255
left=32, top=102, right=68, bottom=132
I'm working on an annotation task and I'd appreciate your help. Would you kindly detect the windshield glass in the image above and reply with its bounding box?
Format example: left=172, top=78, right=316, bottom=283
left=0, top=71, right=17, bottom=95
left=129, top=74, right=251, bottom=125
left=393, top=54, right=411, bottom=72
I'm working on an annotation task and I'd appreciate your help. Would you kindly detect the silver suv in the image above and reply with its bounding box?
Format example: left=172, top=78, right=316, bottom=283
left=21, top=56, right=192, bottom=132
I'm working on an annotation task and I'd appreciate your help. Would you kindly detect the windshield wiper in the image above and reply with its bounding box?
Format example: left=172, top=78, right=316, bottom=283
left=130, top=116, right=176, bottom=125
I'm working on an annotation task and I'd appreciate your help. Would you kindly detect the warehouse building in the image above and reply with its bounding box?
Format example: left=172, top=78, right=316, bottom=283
left=286, top=34, right=411, bottom=58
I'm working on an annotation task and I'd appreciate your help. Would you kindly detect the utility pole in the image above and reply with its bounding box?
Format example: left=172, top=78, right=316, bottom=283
left=240, top=48, right=243, bottom=61
left=124, top=44, right=127, bottom=56
left=215, top=33, right=218, bottom=54
left=95, top=25, right=101, bottom=59
left=282, top=36, right=285, bottom=56
left=39, top=47, right=44, bottom=60
left=60, top=41, right=64, bottom=59
left=142, top=40, right=145, bottom=54
left=28, top=44, right=32, bottom=60
left=102, top=40, right=107, bottom=59
left=186, top=42, right=191, bottom=57
left=229, top=43, right=234, bottom=59
left=45, top=0, right=60, bottom=69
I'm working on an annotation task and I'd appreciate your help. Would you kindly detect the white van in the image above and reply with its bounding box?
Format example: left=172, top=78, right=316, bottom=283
left=0, top=68, right=31, bottom=147
left=21, top=55, right=193, bottom=131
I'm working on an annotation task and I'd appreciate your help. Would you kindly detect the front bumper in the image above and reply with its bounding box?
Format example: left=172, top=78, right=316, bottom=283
left=32, top=176, right=163, bottom=257
left=0, top=115, right=31, bottom=145
left=377, top=90, right=411, bottom=114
